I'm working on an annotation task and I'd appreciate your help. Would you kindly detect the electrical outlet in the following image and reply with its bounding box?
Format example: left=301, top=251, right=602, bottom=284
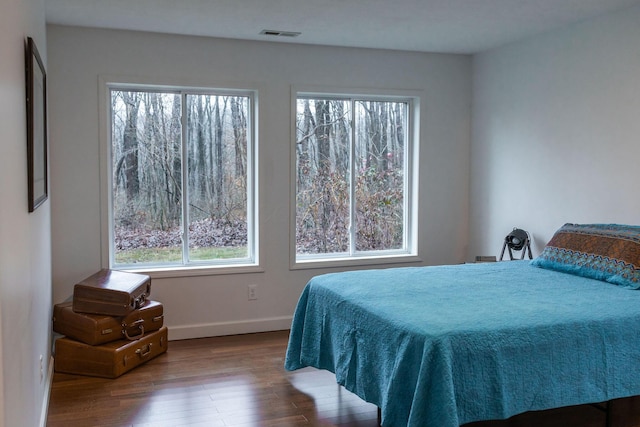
left=248, top=284, right=258, bottom=300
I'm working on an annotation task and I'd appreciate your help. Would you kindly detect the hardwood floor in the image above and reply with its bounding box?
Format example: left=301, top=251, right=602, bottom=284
left=47, top=330, right=640, bottom=427
left=47, top=330, right=379, bottom=427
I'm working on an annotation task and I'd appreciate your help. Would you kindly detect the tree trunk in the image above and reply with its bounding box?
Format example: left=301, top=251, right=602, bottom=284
left=214, top=97, right=224, bottom=216
left=315, top=100, right=332, bottom=252
left=122, top=91, right=141, bottom=202
left=230, top=97, right=246, bottom=181
left=170, top=94, right=182, bottom=223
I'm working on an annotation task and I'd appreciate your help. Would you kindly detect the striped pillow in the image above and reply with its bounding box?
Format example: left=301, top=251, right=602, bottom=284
left=531, top=223, right=640, bottom=289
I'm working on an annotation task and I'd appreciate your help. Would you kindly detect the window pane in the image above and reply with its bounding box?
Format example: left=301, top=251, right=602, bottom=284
left=186, top=94, right=249, bottom=262
left=110, top=87, right=255, bottom=269
left=354, top=101, right=406, bottom=251
left=295, top=95, right=410, bottom=260
left=295, top=99, right=351, bottom=254
left=111, top=90, right=183, bottom=265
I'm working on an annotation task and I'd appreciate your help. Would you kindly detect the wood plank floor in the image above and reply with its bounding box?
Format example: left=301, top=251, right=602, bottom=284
left=47, top=330, right=640, bottom=427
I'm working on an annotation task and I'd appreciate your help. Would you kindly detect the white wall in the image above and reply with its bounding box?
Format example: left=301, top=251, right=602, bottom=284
left=0, top=0, right=52, bottom=426
left=47, top=26, right=471, bottom=340
left=470, top=4, right=640, bottom=259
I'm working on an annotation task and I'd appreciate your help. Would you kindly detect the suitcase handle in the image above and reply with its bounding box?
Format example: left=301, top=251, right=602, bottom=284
left=123, top=322, right=145, bottom=341
left=135, top=343, right=152, bottom=358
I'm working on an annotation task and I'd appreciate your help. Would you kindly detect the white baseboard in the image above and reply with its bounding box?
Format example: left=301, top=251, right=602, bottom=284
left=166, top=316, right=293, bottom=341
left=39, top=355, right=54, bottom=427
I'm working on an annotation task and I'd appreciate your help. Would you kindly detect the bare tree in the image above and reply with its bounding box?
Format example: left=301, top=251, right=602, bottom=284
left=120, top=91, right=141, bottom=202
left=230, top=97, right=246, bottom=181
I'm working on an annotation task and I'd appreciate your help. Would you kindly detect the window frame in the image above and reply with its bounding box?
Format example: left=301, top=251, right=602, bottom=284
left=290, top=86, right=421, bottom=270
left=100, top=78, right=261, bottom=278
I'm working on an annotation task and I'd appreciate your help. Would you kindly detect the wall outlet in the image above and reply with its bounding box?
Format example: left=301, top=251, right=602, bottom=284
left=248, top=284, right=258, bottom=300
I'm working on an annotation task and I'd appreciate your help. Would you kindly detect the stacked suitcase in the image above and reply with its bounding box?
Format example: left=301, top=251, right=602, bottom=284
left=53, top=269, right=168, bottom=378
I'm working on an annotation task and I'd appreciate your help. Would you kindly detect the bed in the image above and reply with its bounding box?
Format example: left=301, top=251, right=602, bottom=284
left=284, top=223, right=640, bottom=427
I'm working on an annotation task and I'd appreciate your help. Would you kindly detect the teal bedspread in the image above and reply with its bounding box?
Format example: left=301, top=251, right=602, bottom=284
left=284, top=261, right=640, bottom=427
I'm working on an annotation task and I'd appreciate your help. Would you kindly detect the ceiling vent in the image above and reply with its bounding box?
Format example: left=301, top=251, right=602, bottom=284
left=260, top=29, right=301, bottom=38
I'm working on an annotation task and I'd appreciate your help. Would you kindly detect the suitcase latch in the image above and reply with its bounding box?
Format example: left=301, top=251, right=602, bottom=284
left=136, top=343, right=152, bottom=358
left=131, top=293, right=147, bottom=309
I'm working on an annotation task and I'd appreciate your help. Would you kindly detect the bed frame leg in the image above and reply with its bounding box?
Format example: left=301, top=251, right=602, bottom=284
left=591, top=400, right=612, bottom=427
left=377, top=407, right=381, bottom=425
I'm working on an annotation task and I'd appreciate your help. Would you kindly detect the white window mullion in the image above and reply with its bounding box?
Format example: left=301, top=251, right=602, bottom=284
left=180, top=92, right=190, bottom=265
left=403, top=102, right=411, bottom=251
left=107, top=88, right=116, bottom=269
left=246, top=93, right=256, bottom=263
left=349, top=99, right=357, bottom=256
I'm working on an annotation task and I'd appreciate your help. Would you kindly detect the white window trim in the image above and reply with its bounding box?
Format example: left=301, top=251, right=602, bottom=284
left=98, top=75, right=262, bottom=278
left=289, top=85, right=422, bottom=270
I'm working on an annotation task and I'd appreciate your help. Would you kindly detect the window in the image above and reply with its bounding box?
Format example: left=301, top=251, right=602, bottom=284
left=108, top=87, right=256, bottom=270
left=294, top=94, right=416, bottom=263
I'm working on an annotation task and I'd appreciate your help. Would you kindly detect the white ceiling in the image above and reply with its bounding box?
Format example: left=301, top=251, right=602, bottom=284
left=45, top=0, right=640, bottom=54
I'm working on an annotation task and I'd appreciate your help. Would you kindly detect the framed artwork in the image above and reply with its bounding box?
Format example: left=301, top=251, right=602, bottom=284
left=26, top=37, right=48, bottom=212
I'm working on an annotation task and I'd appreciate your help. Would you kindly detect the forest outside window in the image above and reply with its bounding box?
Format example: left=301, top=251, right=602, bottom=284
left=295, top=94, right=416, bottom=263
left=108, top=87, right=256, bottom=270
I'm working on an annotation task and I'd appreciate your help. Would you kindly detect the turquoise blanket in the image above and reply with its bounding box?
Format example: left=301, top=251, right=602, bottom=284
left=284, top=261, right=640, bottom=427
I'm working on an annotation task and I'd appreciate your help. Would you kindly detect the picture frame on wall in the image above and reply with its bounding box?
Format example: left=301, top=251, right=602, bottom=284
left=26, top=36, right=48, bottom=212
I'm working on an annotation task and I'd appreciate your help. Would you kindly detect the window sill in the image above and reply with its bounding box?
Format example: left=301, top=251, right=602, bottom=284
left=291, top=253, right=422, bottom=271
left=121, top=263, right=264, bottom=279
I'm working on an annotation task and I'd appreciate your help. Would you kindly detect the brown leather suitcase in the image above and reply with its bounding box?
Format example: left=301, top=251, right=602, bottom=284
left=54, top=326, right=168, bottom=378
left=73, top=269, right=151, bottom=316
left=53, top=300, right=164, bottom=345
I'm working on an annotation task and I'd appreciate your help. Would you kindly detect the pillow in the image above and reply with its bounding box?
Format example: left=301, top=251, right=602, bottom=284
left=531, top=223, right=640, bottom=289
